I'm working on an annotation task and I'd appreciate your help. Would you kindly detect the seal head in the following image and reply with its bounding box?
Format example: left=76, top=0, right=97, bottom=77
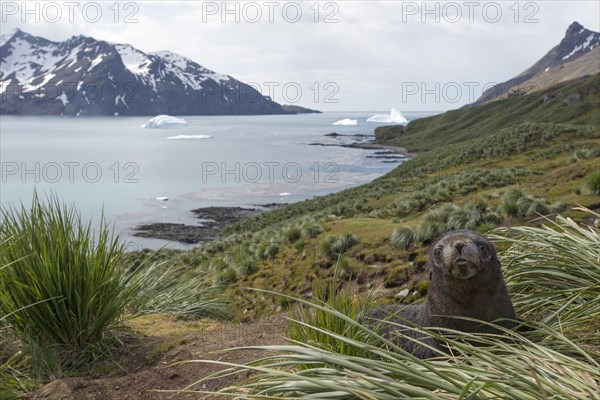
left=430, top=230, right=498, bottom=280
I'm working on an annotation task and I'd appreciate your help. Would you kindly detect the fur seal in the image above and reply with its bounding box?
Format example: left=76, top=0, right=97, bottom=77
left=371, top=230, right=517, bottom=358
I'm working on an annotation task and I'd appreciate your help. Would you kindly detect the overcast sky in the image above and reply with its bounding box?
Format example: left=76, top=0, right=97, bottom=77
left=1, top=1, right=599, bottom=111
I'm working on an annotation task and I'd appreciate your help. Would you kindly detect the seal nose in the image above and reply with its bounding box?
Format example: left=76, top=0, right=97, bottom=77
left=454, top=242, right=465, bottom=253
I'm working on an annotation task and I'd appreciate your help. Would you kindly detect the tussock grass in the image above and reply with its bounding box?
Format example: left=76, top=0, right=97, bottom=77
left=183, top=208, right=600, bottom=399
left=0, top=194, right=226, bottom=379
left=586, top=170, right=600, bottom=195
left=287, top=275, right=380, bottom=364
left=490, top=207, right=600, bottom=360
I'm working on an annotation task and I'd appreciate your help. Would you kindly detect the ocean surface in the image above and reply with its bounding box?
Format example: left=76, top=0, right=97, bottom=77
left=0, top=111, right=436, bottom=249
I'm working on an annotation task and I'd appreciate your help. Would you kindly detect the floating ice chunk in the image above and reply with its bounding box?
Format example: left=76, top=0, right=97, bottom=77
left=333, top=118, right=358, bottom=126
left=166, top=134, right=213, bottom=140
left=156, top=197, right=169, bottom=201
left=141, top=115, right=188, bottom=129
left=367, top=108, right=408, bottom=124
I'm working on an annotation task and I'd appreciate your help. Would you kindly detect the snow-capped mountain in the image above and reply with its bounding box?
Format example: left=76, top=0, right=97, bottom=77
left=0, top=29, right=286, bottom=115
left=474, top=22, right=600, bottom=105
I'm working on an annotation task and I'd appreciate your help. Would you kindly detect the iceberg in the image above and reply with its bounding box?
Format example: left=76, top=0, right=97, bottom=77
left=333, top=118, right=358, bottom=126
left=366, top=108, right=408, bottom=124
left=141, top=115, right=188, bottom=129
left=166, top=134, right=213, bottom=140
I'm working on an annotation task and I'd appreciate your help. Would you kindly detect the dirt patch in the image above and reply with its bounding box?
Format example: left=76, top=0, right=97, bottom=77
left=32, top=315, right=288, bottom=400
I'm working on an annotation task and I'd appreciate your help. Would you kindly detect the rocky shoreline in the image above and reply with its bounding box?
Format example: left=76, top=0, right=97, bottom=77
left=309, top=132, right=411, bottom=162
left=133, top=205, right=285, bottom=244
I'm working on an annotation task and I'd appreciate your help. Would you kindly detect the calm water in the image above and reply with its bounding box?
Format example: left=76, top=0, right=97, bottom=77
left=0, top=112, right=435, bottom=249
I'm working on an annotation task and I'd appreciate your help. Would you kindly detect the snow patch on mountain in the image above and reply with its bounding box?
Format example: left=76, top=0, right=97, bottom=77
left=114, top=44, right=152, bottom=75
left=1, top=37, right=60, bottom=85
left=0, top=28, right=19, bottom=47
left=151, top=50, right=230, bottom=89
left=562, top=34, right=597, bottom=60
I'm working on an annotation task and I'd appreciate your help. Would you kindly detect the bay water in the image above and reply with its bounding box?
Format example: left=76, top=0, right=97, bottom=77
left=0, top=112, right=435, bottom=249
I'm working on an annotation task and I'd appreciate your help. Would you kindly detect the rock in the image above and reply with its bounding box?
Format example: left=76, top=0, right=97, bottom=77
left=374, top=125, right=405, bottom=141
left=395, top=288, right=410, bottom=298
left=133, top=207, right=261, bottom=244
left=33, top=379, right=75, bottom=400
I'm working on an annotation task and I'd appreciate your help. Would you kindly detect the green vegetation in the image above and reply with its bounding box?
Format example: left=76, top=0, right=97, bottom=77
left=0, top=194, right=226, bottom=381
left=391, top=191, right=569, bottom=250
left=191, top=209, right=600, bottom=399
left=319, top=234, right=359, bottom=260
left=287, top=277, right=379, bottom=363
left=491, top=209, right=600, bottom=359
left=586, top=170, right=600, bottom=195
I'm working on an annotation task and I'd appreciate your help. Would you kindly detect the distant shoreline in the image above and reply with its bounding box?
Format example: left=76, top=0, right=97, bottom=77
left=348, top=141, right=413, bottom=158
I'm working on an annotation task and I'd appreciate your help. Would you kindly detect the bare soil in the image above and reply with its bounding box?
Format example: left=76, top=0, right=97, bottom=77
left=31, top=315, right=288, bottom=400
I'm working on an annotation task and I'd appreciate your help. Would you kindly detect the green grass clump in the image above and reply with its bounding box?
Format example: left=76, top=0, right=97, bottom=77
left=391, top=200, right=501, bottom=249
left=282, top=227, right=302, bottom=243
left=1, top=284, right=36, bottom=398
left=390, top=226, right=414, bottom=250
left=0, top=195, right=140, bottom=377
left=586, top=170, right=600, bottom=195
left=287, top=280, right=380, bottom=365
left=319, top=234, right=359, bottom=260
left=490, top=208, right=600, bottom=359
left=0, top=194, right=226, bottom=379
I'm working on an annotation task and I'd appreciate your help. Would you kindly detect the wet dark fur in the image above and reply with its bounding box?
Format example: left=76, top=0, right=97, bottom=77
left=369, top=230, right=517, bottom=358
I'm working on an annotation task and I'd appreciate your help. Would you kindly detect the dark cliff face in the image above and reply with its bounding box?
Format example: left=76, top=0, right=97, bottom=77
left=473, top=22, right=600, bottom=105
left=0, top=29, right=286, bottom=116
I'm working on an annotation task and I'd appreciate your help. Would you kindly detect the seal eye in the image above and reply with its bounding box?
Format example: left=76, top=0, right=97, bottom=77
left=477, top=242, right=489, bottom=255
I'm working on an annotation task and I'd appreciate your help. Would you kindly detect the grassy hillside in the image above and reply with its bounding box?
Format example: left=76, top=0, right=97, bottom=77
left=136, top=74, right=599, bottom=320
left=376, top=73, right=600, bottom=151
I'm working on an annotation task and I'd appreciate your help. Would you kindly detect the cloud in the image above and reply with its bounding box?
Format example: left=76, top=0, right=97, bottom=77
left=1, top=0, right=598, bottom=111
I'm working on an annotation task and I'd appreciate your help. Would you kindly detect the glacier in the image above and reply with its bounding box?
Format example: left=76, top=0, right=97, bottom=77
left=141, top=115, right=188, bottom=129
left=366, top=108, right=408, bottom=124
left=333, top=118, right=358, bottom=126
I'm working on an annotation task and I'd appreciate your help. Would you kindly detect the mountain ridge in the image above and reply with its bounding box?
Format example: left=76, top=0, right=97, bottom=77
left=0, top=29, right=292, bottom=116
left=474, top=21, right=599, bottom=105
